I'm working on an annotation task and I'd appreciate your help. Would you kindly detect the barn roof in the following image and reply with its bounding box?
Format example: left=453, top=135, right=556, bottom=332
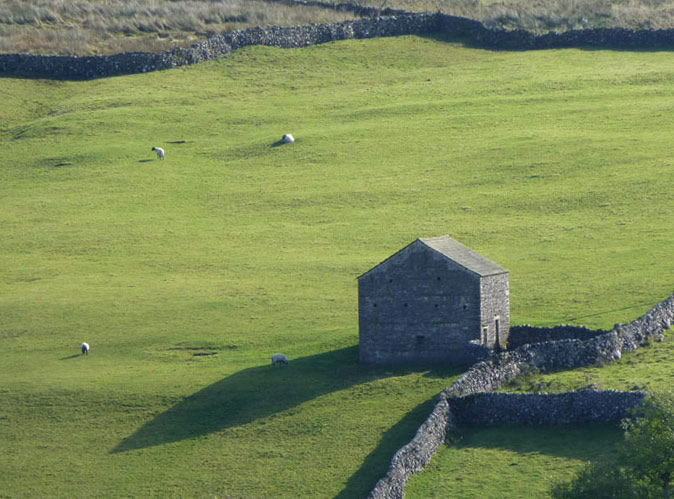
left=359, top=235, right=508, bottom=279
left=419, top=236, right=507, bottom=277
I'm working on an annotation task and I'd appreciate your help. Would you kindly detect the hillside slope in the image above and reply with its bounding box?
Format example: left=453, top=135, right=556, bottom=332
left=1, top=36, right=673, bottom=497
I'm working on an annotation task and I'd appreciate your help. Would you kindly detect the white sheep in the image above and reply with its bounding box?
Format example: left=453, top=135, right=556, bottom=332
left=151, top=146, right=165, bottom=160
left=271, top=353, right=288, bottom=366
left=81, top=342, right=90, bottom=355
left=281, top=134, right=294, bottom=144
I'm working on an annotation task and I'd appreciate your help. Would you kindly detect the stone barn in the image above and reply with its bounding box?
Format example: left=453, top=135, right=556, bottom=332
left=358, top=236, right=510, bottom=365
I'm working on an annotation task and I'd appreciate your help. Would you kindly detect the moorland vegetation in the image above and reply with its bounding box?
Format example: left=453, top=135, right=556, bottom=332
left=6, top=0, right=674, bottom=56
left=0, top=0, right=355, bottom=55
left=359, top=0, right=674, bottom=33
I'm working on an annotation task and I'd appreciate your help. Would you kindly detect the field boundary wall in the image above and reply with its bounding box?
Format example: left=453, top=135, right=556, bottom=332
left=507, top=324, right=609, bottom=349
left=450, top=389, right=646, bottom=426
left=367, top=292, right=674, bottom=498
left=5, top=7, right=674, bottom=79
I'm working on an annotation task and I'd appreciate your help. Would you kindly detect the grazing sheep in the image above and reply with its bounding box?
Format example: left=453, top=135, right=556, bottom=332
left=81, top=342, right=90, bottom=355
left=281, top=134, right=294, bottom=144
left=151, top=146, right=165, bottom=160
left=271, top=353, right=288, bottom=366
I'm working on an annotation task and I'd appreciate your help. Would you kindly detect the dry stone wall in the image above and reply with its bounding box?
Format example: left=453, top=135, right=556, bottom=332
left=367, top=396, right=453, bottom=499
left=450, top=389, right=646, bottom=426
left=508, top=324, right=608, bottom=349
left=368, top=292, right=674, bottom=499
left=0, top=13, right=436, bottom=79
left=6, top=7, right=674, bottom=79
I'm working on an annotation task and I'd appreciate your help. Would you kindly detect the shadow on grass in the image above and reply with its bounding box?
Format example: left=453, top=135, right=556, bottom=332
left=452, top=424, right=623, bottom=460
left=137, top=159, right=153, bottom=163
left=336, top=396, right=439, bottom=499
left=59, top=354, right=81, bottom=360
left=112, top=346, right=461, bottom=454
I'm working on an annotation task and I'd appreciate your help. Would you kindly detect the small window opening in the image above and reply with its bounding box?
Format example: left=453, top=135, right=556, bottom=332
left=404, top=303, right=408, bottom=308
left=416, top=335, right=425, bottom=345
left=373, top=303, right=377, bottom=308
left=463, top=304, right=467, bottom=311
left=434, top=304, right=439, bottom=308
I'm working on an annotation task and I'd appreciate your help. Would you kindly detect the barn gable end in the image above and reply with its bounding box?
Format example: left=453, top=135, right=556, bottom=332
left=358, top=236, right=509, bottom=365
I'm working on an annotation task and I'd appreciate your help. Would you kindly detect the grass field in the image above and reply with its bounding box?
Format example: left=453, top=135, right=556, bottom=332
left=406, top=425, right=623, bottom=498
left=1, top=34, right=673, bottom=497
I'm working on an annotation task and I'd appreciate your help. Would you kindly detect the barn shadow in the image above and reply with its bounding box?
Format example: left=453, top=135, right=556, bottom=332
left=112, top=346, right=460, bottom=454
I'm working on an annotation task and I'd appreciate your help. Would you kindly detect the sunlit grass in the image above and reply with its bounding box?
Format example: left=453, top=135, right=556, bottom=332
left=1, top=36, right=673, bottom=496
left=406, top=425, right=622, bottom=498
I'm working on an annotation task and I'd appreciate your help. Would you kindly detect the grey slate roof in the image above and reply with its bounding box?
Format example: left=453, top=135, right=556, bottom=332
left=419, top=235, right=508, bottom=277
left=359, top=235, right=508, bottom=279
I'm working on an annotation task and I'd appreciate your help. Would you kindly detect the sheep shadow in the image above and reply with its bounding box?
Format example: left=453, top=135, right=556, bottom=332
left=112, top=347, right=462, bottom=454
left=59, top=354, right=81, bottom=360
left=137, top=159, right=154, bottom=163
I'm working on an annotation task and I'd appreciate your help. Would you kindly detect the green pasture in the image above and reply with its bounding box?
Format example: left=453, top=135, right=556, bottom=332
left=1, top=35, right=673, bottom=497
left=406, top=425, right=623, bottom=498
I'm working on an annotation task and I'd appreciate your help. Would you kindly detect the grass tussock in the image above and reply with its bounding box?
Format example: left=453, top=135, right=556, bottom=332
left=0, top=0, right=355, bottom=55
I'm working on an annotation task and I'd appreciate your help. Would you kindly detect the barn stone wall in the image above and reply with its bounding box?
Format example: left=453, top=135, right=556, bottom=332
left=480, top=273, right=510, bottom=349
left=367, top=291, right=674, bottom=499
left=359, top=241, right=485, bottom=365
left=6, top=8, right=674, bottom=79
